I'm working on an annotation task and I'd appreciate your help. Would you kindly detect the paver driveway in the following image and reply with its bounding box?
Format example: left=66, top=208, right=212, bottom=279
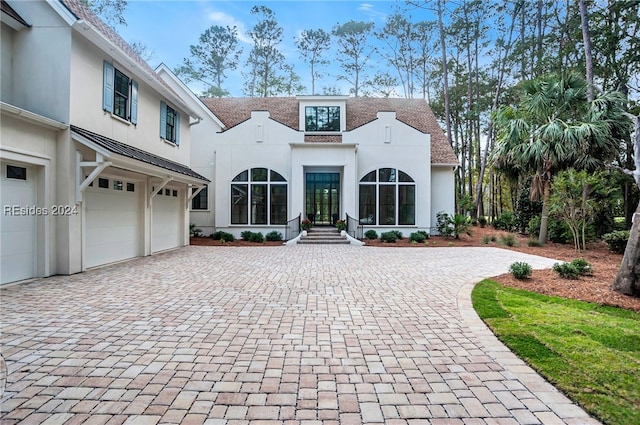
left=1, top=245, right=600, bottom=425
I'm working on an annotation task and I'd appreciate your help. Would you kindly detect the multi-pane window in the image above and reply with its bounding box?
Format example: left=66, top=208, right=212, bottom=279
left=103, top=61, right=138, bottom=124
left=165, top=105, right=177, bottom=142
left=192, top=186, right=208, bottom=210
left=160, top=101, right=180, bottom=144
left=231, top=168, right=287, bottom=225
left=305, top=106, right=340, bottom=132
left=359, top=168, right=416, bottom=226
left=113, top=69, right=129, bottom=119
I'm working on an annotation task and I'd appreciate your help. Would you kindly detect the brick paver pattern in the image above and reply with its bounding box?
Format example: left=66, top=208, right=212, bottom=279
left=1, top=246, right=601, bottom=424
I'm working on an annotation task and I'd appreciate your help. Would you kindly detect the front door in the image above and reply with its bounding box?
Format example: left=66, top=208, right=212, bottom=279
left=305, top=173, right=340, bottom=225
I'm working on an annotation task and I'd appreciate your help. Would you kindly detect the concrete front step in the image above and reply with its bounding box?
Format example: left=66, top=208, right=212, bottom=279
left=298, top=228, right=349, bottom=244
left=297, top=239, right=351, bottom=244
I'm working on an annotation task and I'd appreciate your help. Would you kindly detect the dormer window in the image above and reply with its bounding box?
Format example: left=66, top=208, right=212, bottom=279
left=305, top=106, right=340, bottom=132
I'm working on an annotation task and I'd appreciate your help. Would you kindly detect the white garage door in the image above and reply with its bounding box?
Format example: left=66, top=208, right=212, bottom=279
left=152, top=188, right=182, bottom=252
left=1, top=162, right=36, bottom=284
left=85, top=178, right=142, bottom=268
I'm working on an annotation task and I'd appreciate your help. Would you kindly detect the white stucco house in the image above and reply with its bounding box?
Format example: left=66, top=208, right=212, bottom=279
left=151, top=82, right=458, bottom=238
left=0, top=0, right=208, bottom=285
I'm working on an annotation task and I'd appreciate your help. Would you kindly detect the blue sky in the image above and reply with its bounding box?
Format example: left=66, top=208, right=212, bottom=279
left=118, top=1, right=436, bottom=96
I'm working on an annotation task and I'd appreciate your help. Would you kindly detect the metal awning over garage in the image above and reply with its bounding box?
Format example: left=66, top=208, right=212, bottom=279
left=71, top=125, right=209, bottom=183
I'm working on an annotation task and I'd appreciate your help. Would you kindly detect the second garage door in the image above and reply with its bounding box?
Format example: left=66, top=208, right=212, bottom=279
left=152, top=188, right=182, bottom=252
left=85, top=177, right=142, bottom=268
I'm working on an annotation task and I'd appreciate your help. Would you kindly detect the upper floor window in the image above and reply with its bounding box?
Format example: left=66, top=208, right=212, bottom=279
left=305, top=106, right=340, bottom=132
left=160, top=101, right=180, bottom=145
left=103, top=61, right=138, bottom=124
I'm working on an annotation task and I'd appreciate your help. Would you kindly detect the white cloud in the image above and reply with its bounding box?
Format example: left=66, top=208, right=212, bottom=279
left=206, top=10, right=251, bottom=44
left=358, top=3, right=387, bottom=21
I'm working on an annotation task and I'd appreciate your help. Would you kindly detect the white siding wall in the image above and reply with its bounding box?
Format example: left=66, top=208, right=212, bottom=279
left=6, top=1, right=72, bottom=123
left=431, top=165, right=456, bottom=230
left=69, top=36, right=191, bottom=166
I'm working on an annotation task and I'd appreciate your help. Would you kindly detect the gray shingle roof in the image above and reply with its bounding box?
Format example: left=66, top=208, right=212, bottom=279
left=201, top=97, right=458, bottom=164
left=71, top=125, right=209, bottom=182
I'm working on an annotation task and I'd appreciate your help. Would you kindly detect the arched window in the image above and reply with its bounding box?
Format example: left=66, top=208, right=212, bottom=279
left=231, top=168, right=287, bottom=225
left=359, top=168, right=415, bottom=225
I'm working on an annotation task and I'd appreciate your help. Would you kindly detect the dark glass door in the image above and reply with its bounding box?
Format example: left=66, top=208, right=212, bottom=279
left=305, top=173, right=340, bottom=225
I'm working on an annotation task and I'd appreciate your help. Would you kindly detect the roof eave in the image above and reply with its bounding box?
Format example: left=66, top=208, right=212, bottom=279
left=67, top=20, right=200, bottom=119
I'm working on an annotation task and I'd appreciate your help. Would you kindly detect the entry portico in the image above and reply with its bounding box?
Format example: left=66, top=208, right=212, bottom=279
left=291, top=142, right=358, bottom=226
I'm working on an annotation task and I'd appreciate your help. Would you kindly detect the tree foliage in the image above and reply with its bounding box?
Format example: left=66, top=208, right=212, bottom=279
left=176, top=25, right=242, bottom=97
left=332, top=20, right=375, bottom=97
left=550, top=169, right=606, bottom=250
left=492, top=72, right=630, bottom=244
left=83, top=0, right=127, bottom=28
left=244, top=6, right=287, bottom=97
left=295, top=29, right=331, bottom=95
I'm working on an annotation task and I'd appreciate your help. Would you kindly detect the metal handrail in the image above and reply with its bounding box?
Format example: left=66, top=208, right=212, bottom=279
left=285, top=213, right=301, bottom=241
left=346, top=213, right=363, bottom=240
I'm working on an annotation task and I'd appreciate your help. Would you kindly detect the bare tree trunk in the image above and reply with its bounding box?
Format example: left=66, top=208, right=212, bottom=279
left=437, top=0, right=453, bottom=150
left=613, top=112, right=640, bottom=296
left=474, top=1, right=520, bottom=218
left=612, top=201, right=640, bottom=296
left=538, top=178, right=551, bottom=244
left=578, top=0, right=594, bottom=101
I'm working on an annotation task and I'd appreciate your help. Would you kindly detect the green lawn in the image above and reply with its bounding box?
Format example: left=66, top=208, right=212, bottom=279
left=472, top=279, right=640, bottom=425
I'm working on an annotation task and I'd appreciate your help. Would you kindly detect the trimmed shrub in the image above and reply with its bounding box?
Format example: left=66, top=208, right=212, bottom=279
left=380, top=231, right=398, bottom=243
left=602, top=230, right=630, bottom=254
left=571, top=258, right=593, bottom=276
left=265, top=231, right=283, bottom=242
left=509, top=262, right=533, bottom=280
left=241, top=230, right=254, bottom=241
left=409, top=231, right=429, bottom=243
left=211, top=231, right=235, bottom=242
left=249, top=232, right=264, bottom=243
left=553, top=259, right=594, bottom=279
left=391, top=230, right=403, bottom=240
left=553, top=262, right=580, bottom=279
left=364, top=230, right=378, bottom=240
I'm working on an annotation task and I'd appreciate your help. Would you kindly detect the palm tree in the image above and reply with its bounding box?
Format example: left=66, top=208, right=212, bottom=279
left=492, top=72, right=629, bottom=244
